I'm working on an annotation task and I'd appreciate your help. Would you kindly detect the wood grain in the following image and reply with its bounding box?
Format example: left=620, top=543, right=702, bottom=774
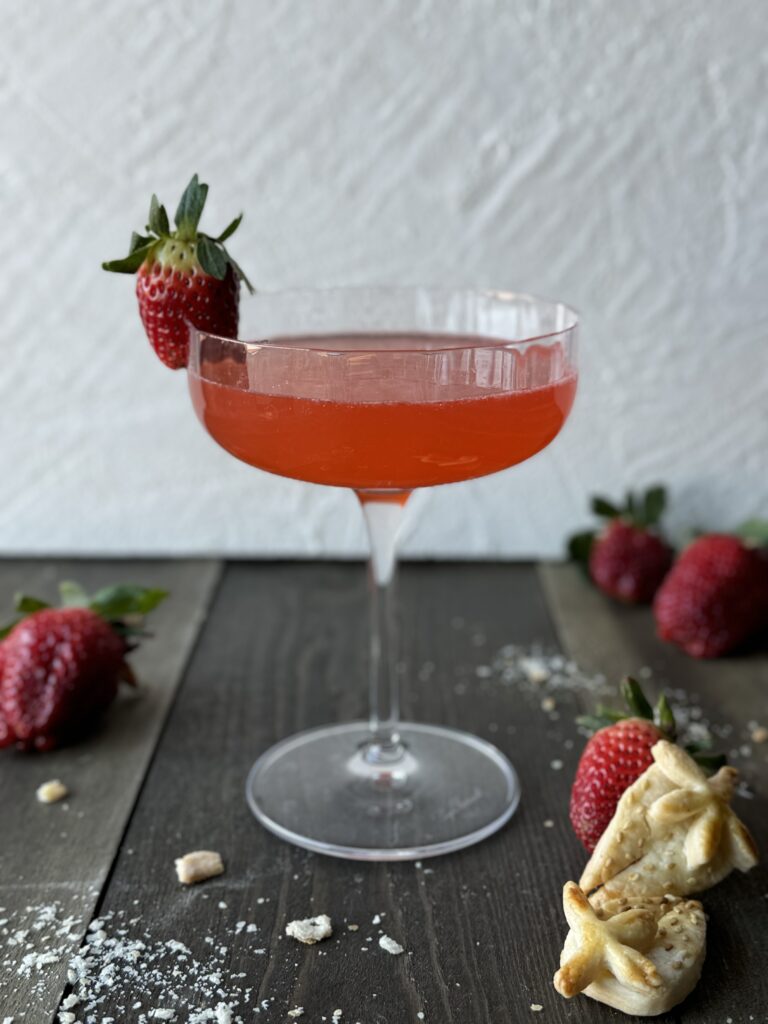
left=0, top=559, right=221, bottom=1023
left=73, top=562, right=596, bottom=1023
left=3, top=560, right=765, bottom=1024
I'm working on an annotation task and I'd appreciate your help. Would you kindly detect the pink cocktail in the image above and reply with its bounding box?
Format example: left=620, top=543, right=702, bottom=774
left=187, top=288, right=578, bottom=860
left=190, top=333, right=576, bottom=491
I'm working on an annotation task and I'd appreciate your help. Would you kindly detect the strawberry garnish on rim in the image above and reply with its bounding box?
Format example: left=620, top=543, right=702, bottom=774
left=569, top=677, right=725, bottom=853
left=0, top=582, right=167, bottom=751
left=103, top=174, right=254, bottom=369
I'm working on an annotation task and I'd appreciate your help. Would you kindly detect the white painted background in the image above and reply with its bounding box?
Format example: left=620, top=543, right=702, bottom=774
left=1, top=1, right=766, bottom=558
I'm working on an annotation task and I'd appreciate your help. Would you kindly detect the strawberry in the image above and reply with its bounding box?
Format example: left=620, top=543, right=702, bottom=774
left=569, top=485, right=673, bottom=604
left=0, top=645, right=12, bottom=746
left=0, top=582, right=166, bottom=751
left=654, top=531, right=768, bottom=658
left=103, top=175, right=253, bottom=369
left=569, top=679, right=724, bottom=852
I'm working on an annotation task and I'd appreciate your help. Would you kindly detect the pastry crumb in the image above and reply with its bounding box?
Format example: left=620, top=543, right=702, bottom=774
left=379, top=934, right=404, bottom=955
left=543, top=819, right=554, bottom=828
left=530, top=1004, right=544, bottom=1012
left=540, top=696, right=556, bottom=712
left=174, top=850, right=224, bottom=885
left=287, top=1010, right=304, bottom=1019
left=550, top=759, right=563, bottom=771
left=750, top=725, right=768, bottom=744
left=285, top=914, right=332, bottom=945
left=36, top=779, right=69, bottom=804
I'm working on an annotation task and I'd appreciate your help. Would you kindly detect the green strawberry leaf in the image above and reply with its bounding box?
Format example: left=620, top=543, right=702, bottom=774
left=148, top=194, right=170, bottom=236
left=59, top=580, right=90, bottom=607
left=197, top=236, right=228, bottom=280
left=216, top=213, right=243, bottom=243
left=102, top=242, right=155, bottom=274
left=89, top=585, right=168, bottom=619
left=624, top=490, right=638, bottom=519
left=13, top=594, right=50, bottom=614
left=642, top=485, right=666, bottom=526
left=174, top=174, right=208, bottom=239
left=575, top=714, right=616, bottom=733
left=223, top=250, right=255, bottom=294
left=130, top=231, right=154, bottom=254
left=736, top=519, right=768, bottom=547
left=593, top=704, right=627, bottom=723
left=689, top=750, right=727, bottom=774
left=567, top=530, right=595, bottom=566
left=654, top=693, right=676, bottom=739
left=685, top=737, right=714, bottom=754
left=591, top=496, right=620, bottom=518
left=621, top=676, right=654, bottom=720
left=0, top=618, right=21, bottom=640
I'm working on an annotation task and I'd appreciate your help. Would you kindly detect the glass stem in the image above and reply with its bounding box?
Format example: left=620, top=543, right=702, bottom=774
left=357, top=490, right=410, bottom=764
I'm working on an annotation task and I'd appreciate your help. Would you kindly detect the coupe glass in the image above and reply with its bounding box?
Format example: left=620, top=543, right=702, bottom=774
left=187, top=287, right=578, bottom=860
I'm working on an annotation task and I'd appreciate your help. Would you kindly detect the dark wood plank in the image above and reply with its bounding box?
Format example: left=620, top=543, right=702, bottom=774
left=0, top=559, right=221, bottom=1023
left=64, top=561, right=605, bottom=1023
left=540, top=562, right=768, bottom=1023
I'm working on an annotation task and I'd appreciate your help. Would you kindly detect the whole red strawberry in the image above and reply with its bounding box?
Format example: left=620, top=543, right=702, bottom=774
left=0, top=583, right=166, bottom=751
left=569, top=486, right=673, bottom=604
left=570, top=716, right=661, bottom=852
left=103, top=175, right=253, bottom=369
left=590, top=520, right=673, bottom=604
left=654, top=533, right=768, bottom=658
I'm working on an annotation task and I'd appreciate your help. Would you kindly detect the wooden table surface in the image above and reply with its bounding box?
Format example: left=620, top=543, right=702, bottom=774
left=1, top=560, right=766, bottom=1024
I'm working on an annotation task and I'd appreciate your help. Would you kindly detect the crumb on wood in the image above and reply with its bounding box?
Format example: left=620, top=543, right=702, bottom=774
left=174, top=850, right=225, bottom=885
left=285, top=914, right=332, bottom=945
left=36, top=779, right=69, bottom=804
left=378, top=934, right=404, bottom=955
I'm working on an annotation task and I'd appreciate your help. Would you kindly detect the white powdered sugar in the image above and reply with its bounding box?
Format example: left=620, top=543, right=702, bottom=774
left=0, top=900, right=269, bottom=1022
left=63, top=915, right=259, bottom=1021
left=1, top=900, right=82, bottom=1008
left=482, top=643, right=754, bottom=769
left=488, top=644, right=611, bottom=698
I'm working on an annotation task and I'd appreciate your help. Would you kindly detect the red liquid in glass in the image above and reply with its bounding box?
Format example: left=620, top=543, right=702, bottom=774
left=189, top=333, right=576, bottom=490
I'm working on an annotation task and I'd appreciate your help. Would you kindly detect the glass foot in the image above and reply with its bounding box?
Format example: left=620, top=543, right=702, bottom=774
left=246, top=721, right=520, bottom=861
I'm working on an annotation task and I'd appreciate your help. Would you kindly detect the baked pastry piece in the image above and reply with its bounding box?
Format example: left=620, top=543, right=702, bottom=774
left=581, top=740, right=757, bottom=903
left=554, top=882, right=706, bottom=1016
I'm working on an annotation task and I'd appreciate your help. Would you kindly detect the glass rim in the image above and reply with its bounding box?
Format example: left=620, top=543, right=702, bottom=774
left=189, top=286, right=579, bottom=356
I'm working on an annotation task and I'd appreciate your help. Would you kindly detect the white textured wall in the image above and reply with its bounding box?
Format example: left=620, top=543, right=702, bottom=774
left=1, top=0, right=766, bottom=558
